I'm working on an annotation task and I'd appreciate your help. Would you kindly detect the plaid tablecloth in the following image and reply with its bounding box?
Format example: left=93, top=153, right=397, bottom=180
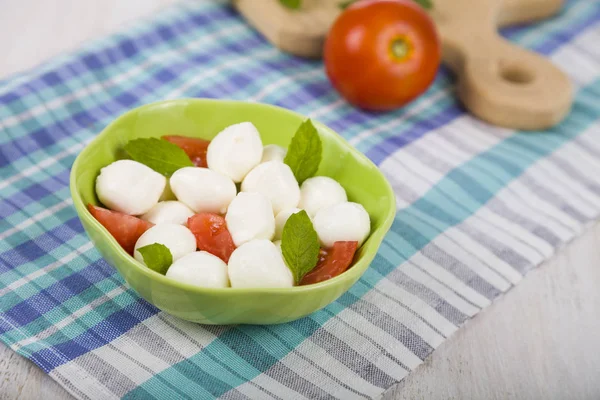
left=1, top=0, right=599, bottom=399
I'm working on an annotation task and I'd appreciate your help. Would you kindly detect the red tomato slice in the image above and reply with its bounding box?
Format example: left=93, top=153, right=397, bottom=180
left=162, top=135, right=210, bottom=168
left=300, top=241, right=358, bottom=285
left=188, top=212, right=236, bottom=263
left=87, top=204, right=153, bottom=255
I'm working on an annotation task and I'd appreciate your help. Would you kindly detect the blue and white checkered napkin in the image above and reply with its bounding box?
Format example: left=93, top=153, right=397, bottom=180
left=1, top=0, right=599, bottom=398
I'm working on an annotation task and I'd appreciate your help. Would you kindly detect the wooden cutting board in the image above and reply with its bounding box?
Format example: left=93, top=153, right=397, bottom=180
left=233, top=0, right=573, bottom=130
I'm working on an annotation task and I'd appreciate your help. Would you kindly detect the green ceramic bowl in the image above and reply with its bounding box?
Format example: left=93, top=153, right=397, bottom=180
left=70, top=99, right=396, bottom=325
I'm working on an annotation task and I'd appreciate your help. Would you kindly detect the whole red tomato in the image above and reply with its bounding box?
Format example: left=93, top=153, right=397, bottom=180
left=324, top=0, right=441, bottom=111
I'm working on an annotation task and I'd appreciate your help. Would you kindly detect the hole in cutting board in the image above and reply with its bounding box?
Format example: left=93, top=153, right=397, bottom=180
left=499, top=64, right=534, bottom=85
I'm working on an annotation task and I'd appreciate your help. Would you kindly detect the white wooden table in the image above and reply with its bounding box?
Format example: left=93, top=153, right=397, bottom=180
left=1, top=2, right=599, bottom=399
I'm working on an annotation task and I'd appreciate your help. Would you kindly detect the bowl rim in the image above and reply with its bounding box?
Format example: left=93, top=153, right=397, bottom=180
left=70, top=98, right=397, bottom=295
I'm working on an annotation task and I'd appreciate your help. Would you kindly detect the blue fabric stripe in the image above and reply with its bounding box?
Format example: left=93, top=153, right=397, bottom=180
left=0, top=1, right=598, bottom=398
left=365, top=3, right=600, bottom=165
left=126, top=76, right=600, bottom=397
left=0, top=217, right=83, bottom=273
left=29, top=297, right=158, bottom=372
left=0, top=4, right=232, bottom=103
left=0, top=34, right=273, bottom=169
left=0, top=259, right=116, bottom=334
left=1, top=0, right=594, bottom=170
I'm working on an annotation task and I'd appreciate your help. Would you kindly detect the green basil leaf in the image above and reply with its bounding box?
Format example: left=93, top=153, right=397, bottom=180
left=413, top=0, right=433, bottom=9
left=124, top=138, right=193, bottom=177
left=281, top=210, right=320, bottom=284
left=137, top=243, right=173, bottom=275
left=338, top=0, right=355, bottom=9
left=279, top=0, right=301, bottom=9
left=283, top=119, right=322, bottom=184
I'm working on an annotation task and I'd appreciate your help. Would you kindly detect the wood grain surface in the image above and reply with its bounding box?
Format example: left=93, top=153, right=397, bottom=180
left=1, top=1, right=599, bottom=399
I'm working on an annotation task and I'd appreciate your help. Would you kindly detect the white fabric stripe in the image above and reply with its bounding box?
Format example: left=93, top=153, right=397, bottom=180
left=382, top=232, right=498, bottom=305
left=421, top=133, right=575, bottom=241
left=94, top=337, right=222, bottom=398
left=385, top=143, right=526, bottom=283
left=462, top=129, right=583, bottom=231
left=375, top=279, right=457, bottom=337
left=491, top=190, right=574, bottom=242
left=163, top=48, right=279, bottom=98
left=552, top=45, right=599, bottom=87
left=332, top=308, right=424, bottom=369
left=360, top=290, right=445, bottom=347
left=557, top=138, right=600, bottom=174
left=245, top=370, right=312, bottom=400
left=523, top=166, right=598, bottom=218
left=141, top=313, right=217, bottom=355
left=144, top=317, right=287, bottom=400
left=308, top=99, right=345, bottom=119
left=390, top=212, right=514, bottom=291
left=61, top=313, right=238, bottom=399
left=224, top=328, right=350, bottom=399
left=12, top=285, right=126, bottom=350
left=475, top=209, right=554, bottom=257
left=569, top=22, right=600, bottom=59
left=575, top=129, right=600, bottom=157
left=277, top=351, right=368, bottom=399
left=551, top=26, right=600, bottom=86
left=0, top=242, right=95, bottom=297
left=464, top=126, right=600, bottom=219
left=508, top=180, right=582, bottom=230
left=231, top=383, right=278, bottom=400
left=347, top=90, right=450, bottom=146
left=92, top=345, right=157, bottom=386
left=50, top=368, right=94, bottom=400
left=0, top=23, right=249, bottom=132
left=250, top=69, right=323, bottom=102
left=51, top=364, right=118, bottom=400
left=438, top=134, right=571, bottom=238
left=465, top=214, right=544, bottom=264
left=291, top=340, right=383, bottom=398
left=0, top=198, right=73, bottom=241
left=95, top=337, right=171, bottom=375
left=0, top=140, right=88, bottom=191
left=536, top=158, right=600, bottom=206
left=419, top=124, right=600, bottom=292
left=400, top=261, right=486, bottom=314
left=384, top=146, right=551, bottom=265
left=430, top=228, right=522, bottom=285
left=320, top=317, right=409, bottom=381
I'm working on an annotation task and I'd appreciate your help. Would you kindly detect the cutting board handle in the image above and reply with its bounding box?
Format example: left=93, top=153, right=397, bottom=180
left=450, top=33, right=572, bottom=130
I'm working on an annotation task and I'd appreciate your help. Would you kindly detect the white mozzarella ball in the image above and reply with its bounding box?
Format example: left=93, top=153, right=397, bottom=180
left=96, top=159, right=166, bottom=215
left=261, top=144, right=286, bottom=163
left=206, top=122, right=263, bottom=182
left=273, top=240, right=282, bottom=251
left=313, top=202, right=371, bottom=248
left=273, top=208, right=302, bottom=240
left=141, top=201, right=194, bottom=226
left=170, top=167, right=236, bottom=214
left=298, top=176, right=347, bottom=218
left=225, top=192, right=275, bottom=246
left=134, top=224, right=197, bottom=264
left=241, top=161, right=300, bottom=215
left=166, top=251, right=229, bottom=288
left=228, top=240, right=293, bottom=288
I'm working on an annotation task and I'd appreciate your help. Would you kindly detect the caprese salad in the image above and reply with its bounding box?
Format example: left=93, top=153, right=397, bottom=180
left=88, top=119, right=371, bottom=289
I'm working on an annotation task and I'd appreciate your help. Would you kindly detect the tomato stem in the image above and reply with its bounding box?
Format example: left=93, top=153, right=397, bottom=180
left=390, top=38, right=410, bottom=60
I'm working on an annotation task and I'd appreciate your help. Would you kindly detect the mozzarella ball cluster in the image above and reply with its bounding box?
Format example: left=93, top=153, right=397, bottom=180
left=95, top=121, right=371, bottom=289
